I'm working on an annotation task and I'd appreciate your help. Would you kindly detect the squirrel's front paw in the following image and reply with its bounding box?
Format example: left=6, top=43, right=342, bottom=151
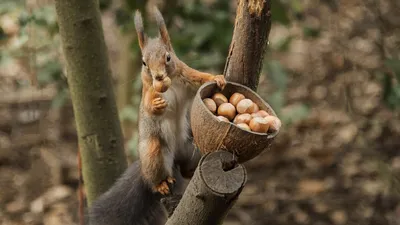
left=151, top=97, right=168, bottom=115
left=214, top=75, right=226, bottom=90
left=155, top=176, right=176, bottom=195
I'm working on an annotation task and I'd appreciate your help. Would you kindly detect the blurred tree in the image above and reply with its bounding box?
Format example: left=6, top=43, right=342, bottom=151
left=113, top=0, right=146, bottom=161
left=54, top=0, right=127, bottom=205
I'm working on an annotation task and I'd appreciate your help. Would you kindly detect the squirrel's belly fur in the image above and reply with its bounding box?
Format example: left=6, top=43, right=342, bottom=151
left=137, top=78, right=195, bottom=184
left=159, top=78, right=194, bottom=152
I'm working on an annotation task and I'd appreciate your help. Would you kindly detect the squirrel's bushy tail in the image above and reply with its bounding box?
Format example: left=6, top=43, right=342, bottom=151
left=88, top=160, right=181, bottom=225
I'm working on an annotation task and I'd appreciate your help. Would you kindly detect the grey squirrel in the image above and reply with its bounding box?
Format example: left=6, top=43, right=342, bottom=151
left=88, top=6, right=226, bottom=225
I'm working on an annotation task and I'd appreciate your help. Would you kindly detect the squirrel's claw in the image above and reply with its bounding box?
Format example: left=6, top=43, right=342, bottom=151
left=214, top=75, right=226, bottom=90
left=155, top=176, right=175, bottom=195
left=167, top=176, right=176, bottom=184
left=155, top=181, right=170, bottom=195
left=151, top=97, right=168, bottom=114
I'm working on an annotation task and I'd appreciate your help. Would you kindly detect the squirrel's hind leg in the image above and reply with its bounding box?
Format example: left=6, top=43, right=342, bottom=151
left=139, top=136, right=175, bottom=195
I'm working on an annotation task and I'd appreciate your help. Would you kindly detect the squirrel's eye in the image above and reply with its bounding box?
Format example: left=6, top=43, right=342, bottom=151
left=142, top=61, right=147, bottom=67
left=166, top=54, right=171, bottom=62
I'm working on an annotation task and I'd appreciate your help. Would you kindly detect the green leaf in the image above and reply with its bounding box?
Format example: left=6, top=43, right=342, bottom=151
left=282, top=103, right=310, bottom=125
left=303, top=26, right=320, bottom=38
left=271, top=0, right=290, bottom=25
left=127, top=135, right=139, bottom=158
left=267, top=90, right=285, bottom=115
left=385, top=58, right=400, bottom=81
left=51, top=89, right=69, bottom=108
left=0, top=1, right=20, bottom=15
left=290, top=0, right=304, bottom=14
left=31, top=6, right=57, bottom=28
left=386, top=85, right=400, bottom=109
left=0, top=50, right=12, bottom=66
left=38, top=61, right=62, bottom=85
left=266, top=60, right=288, bottom=90
left=275, top=36, right=292, bottom=52
left=119, top=106, right=138, bottom=122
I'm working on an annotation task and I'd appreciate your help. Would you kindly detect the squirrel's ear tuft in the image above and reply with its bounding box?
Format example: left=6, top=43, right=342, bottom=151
left=153, top=6, right=172, bottom=51
left=134, top=10, right=147, bottom=51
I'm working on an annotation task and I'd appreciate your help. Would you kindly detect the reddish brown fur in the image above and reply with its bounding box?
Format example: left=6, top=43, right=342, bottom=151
left=177, top=60, right=225, bottom=88
left=140, top=136, right=168, bottom=192
left=141, top=73, right=166, bottom=115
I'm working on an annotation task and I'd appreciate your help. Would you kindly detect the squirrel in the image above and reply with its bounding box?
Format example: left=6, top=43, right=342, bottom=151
left=88, top=6, right=226, bottom=225
left=134, top=6, right=226, bottom=195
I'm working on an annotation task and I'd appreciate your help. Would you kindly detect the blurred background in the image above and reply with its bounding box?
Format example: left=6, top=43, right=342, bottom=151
left=1, top=0, right=400, bottom=224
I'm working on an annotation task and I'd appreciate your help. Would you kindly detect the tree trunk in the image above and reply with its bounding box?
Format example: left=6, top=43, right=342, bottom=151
left=165, top=151, right=247, bottom=225
left=223, top=0, right=272, bottom=91
left=54, top=0, right=127, bottom=206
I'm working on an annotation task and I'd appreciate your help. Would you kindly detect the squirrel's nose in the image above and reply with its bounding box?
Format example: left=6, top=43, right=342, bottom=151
left=154, top=74, right=166, bottom=81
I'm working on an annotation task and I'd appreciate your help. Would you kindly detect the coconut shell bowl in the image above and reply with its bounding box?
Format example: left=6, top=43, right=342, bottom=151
left=190, top=81, right=280, bottom=163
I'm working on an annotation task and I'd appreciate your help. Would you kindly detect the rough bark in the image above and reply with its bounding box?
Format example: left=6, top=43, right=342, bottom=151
left=54, top=0, right=127, bottom=205
left=165, top=151, right=247, bottom=225
left=223, top=0, right=272, bottom=91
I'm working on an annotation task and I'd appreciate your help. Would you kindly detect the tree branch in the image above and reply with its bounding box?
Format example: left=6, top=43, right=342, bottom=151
left=165, top=1, right=273, bottom=223
left=165, top=151, right=247, bottom=225
left=223, top=0, right=272, bottom=91
left=54, top=0, right=127, bottom=205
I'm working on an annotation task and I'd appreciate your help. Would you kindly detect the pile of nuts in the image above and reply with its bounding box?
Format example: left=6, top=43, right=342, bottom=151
left=202, top=92, right=281, bottom=133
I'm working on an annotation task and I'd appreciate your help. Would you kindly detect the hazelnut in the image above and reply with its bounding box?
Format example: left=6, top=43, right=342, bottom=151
left=216, top=116, right=230, bottom=123
left=264, top=115, right=282, bottom=132
left=233, top=113, right=252, bottom=125
left=153, top=77, right=171, bottom=93
left=249, top=117, right=270, bottom=133
left=251, top=110, right=269, bottom=118
left=229, top=93, right=245, bottom=107
left=202, top=98, right=217, bottom=114
left=236, top=123, right=251, bottom=131
left=217, top=103, right=236, bottom=121
left=236, top=99, right=255, bottom=114
left=212, top=93, right=228, bottom=107
left=250, top=103, right=259, bottom=113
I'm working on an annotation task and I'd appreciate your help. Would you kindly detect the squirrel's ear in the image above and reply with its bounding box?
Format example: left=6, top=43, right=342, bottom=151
left=134, top=10, right=147, bottom=51
left=153, top=6, right=172, bottom=51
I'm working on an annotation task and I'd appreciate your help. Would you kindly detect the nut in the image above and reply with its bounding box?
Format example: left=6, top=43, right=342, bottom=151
left=217, top=103, right=236, bottom=121
left=250, top=103, right=259, bottom=113
left=236, top=99, right=255, bottom=114
left=249, top=117, right=270, bottom=133
left=153, top=77, right=171, bottom=93
left=212, top=93, right=228, bottom=107
left=233, top=113, right=252, bottom=125
left=236, top=123, right=251, bottom=131
left=251, top=110, right=269, bottom=118
left=216, top=116, right=230, bottom=123
left=264, top=115, right=282, bottom=132
left=229, top=93, right=246, bottom=107
left=203, top=98, right=217, bottom=114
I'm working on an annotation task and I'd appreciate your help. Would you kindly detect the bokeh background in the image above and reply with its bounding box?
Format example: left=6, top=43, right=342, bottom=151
left=1, top=0, right=400, bottom=224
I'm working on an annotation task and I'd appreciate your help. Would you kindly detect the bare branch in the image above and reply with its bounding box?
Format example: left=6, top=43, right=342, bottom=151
left=165, top=151, right=247, bottom=225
